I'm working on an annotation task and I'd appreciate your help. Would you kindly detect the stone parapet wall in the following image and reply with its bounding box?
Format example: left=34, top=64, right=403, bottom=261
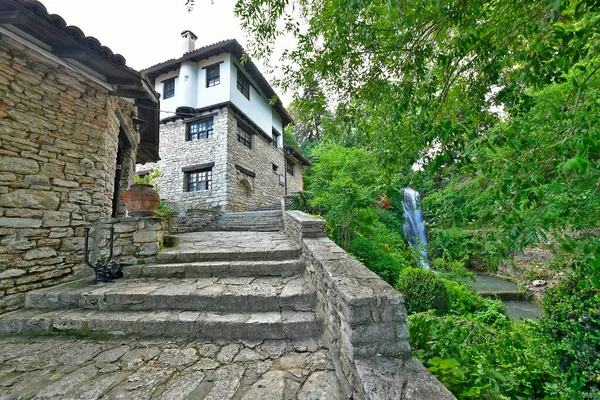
left=283, top=210, right=455, bottom=399
left=92, top=216, right=163, bottom=266
left=172, top=208, right=221, bottom=233
left=0, top=34, right=138, bottom=313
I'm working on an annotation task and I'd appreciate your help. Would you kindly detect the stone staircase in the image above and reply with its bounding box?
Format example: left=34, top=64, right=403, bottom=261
left=204, top=209, right=284, bottom=232
left=0, top=230, right=321, bottom=342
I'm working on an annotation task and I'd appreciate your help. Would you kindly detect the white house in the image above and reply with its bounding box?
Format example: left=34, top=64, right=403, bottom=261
left=137, top=32, right=308, bottom=211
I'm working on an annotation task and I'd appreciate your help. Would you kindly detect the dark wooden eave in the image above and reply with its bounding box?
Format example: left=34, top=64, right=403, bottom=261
left=284, top=145, right=311, bottom=166
left=0, top=0, right=160, bottom=163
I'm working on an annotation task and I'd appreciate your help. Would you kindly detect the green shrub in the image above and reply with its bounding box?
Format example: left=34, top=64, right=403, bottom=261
left=349, top=236, right=408, bottom=285
left=395, top=268, right=449, bottom=314
left=539, top=271, right=600, bottom=399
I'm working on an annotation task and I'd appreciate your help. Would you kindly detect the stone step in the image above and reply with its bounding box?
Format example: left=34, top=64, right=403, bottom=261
left=0, top=308, right=321, bottom=340
left=201, top=225, right=283, bottom=232
left=124, top=259, right=304, bottom=279
left=25, top=277, right=316, bottom=313
left=156, top=247, right=300, bottom=263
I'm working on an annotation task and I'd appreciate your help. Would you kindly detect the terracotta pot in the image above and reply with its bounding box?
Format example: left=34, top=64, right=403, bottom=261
left=123, top=184, right=160, bottom=216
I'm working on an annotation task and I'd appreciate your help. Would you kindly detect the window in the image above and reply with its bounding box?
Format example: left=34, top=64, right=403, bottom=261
left=186, top=168, right=212, bottom=192
left=272, top=163, right=279, bottom=172
left=163, top=78, right=175, bottom=99
left=286, top=161, right=294, bottom=176
left=237, top=125, right=252, bottom=149
left=272, top=129, right=281, bottom=148
left=206, top=65, right=220, bottom=87
left=188, top=118, right=214, bottom=141
left=236, top=70, right=250, bottom=99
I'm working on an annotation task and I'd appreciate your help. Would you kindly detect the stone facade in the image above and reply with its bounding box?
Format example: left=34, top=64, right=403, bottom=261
left=0, top=34, right=148, bottom=313
left=138, top=106, right=305, bottom=213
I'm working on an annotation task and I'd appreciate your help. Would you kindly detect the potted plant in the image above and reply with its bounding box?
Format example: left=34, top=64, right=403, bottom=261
left=123, top=170, right=161, bottom=216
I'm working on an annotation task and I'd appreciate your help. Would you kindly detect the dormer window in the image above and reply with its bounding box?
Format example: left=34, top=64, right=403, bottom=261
left=163, top=78, right=175, bottom=99
left=206, top=64, right=220, bottom=87
left=236, top=70, right=250, bottom=100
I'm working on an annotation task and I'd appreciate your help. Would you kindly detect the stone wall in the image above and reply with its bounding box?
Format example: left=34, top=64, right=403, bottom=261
left=285, top=157, right=304, bottom=194
left=226, top=110, right=286, bottom=210
left=140, top=105, right=296, bottom=212
left=0, top=34, right=139, bottom=313
left=283, top=210, right=455, bottom=399
left=172, top=208, right=220, bottom=233
left=91, top=216, right=163, bottom=266
left=138, top=107, right=229, bottom=211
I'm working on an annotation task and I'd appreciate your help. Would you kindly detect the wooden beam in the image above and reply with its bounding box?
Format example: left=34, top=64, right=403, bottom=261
left=109, top=89, right=148, bottom=98
left=0, top=11, right=28, bottom=25
left=106, top=77, right=139, bottom=86
left=52, top=47, right=88, bottom=59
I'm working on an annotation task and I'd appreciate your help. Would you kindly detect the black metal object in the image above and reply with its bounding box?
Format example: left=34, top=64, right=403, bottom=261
left=84, top=227, right=126, bottom=283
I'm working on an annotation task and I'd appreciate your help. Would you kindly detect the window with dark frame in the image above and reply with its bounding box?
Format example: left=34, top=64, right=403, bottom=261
left=206, top=65, right=220, bottom=87
left=187, top=118, right=214, bottom=141
left=286, top=161, right=294, bottom=176
left=272, top=129, right=280, bottom=148
left=186, top=168, right=212, bottom=192
left=163, top=78, right=175, bottom=99
left=237, top=125, right=252, bottom=149
left=236, top=70, right=250, bottom=99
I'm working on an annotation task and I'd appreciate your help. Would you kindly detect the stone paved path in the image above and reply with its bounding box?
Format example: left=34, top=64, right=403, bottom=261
left=0, top=336, right=341, bottom=400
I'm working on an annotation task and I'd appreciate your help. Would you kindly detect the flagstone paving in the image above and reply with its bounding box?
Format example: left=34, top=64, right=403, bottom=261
left=0, top=335, right=340, bottom=400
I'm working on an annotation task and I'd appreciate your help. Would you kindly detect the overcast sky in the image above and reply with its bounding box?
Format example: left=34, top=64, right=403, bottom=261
left=39, top=0, right=293, bottom=104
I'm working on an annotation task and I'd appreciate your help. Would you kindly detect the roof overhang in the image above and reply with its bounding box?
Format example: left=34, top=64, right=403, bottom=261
left=143, top=39, right=293, bottom=127
left=0, top=0, right=160, bottom=163
left=284, top=145, right=311, bottom=166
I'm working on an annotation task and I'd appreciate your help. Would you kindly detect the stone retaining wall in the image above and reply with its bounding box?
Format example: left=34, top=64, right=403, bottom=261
left=172, top=208, right=220, bottom=233
left=283, top=210, right=455, bottom=399
left=91, top=216, right=163, bottom=266
left=0, top=34, right=139, bottom=313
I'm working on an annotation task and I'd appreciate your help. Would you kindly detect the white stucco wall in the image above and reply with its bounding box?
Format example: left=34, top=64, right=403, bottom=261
left=155, top=70, right=180, bottom=120
left=153, top=53, right=283, bottom=140
left=229, top=60, right=275, bottom=139
left=196, top=54, right=231, bottom=109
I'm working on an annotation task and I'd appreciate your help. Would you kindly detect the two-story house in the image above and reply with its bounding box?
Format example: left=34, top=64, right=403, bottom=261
left=137, top=31, right=309, bottom=211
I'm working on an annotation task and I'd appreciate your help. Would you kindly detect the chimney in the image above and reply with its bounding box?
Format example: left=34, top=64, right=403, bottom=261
left=181, top=30, right=197, bottom=54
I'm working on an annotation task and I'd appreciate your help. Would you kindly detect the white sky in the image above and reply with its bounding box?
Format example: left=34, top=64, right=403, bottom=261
left=38, top=0, right=293, bottom=104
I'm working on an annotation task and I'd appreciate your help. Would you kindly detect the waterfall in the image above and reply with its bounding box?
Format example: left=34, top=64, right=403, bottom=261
left=402, top=188, right=431, bottom=269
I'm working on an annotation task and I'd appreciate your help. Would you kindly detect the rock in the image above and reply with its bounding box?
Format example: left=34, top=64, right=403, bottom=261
left=0, top=156, right=39, bottom=174
left=158, top=348, right=198, bottom=367
left=0, top=190, right=59, bottom=210
left=240, top=370, right=286, bottom=400
left=23, top=247, right=57, bottom=260
left=0, top=269, right=26, bottom=279
left=94, top=345, right=130, bottom=363
left=199, top=343, right=221, bottom=358
left=32, top=364, right=97, bottom=399
left=0, top=217, right=42, bottom=228
left=234, top=348, right=266, bottom=362
left=42, top=211, right=71, bottom=227
left=297, top=371, right=341, bottom=400
left=217, top=343, right=241, bottom=364
left=532, top=280, right=547, bottom=287
left=157, top=371, right=205, bottom=399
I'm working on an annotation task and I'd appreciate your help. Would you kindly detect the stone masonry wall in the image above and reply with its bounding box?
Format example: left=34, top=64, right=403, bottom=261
left=226, top=111, right=286, bottom=211
left=285, top=157, right=304, bottom=194
left=0, top=34, right=139, bottom=313
left=137, top=108, right=229, bottom=212
left=283, top=210, right=455, bottom=399
left=91, top=216, right=163, bottom=266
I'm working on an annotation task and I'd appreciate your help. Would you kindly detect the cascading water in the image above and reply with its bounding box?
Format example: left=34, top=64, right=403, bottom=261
left=402, top=188, right=431, bottom=269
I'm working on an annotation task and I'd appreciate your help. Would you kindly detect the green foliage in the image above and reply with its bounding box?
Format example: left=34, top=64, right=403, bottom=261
left=395, top=268, right=449, bottom=314
left=349, top=235, right=407, bottom=286
left=409, top=310, right=557, bottom=399
left=539, top=271, right=600, bottom=399
left=135, top=170, right=161, bottom=189
left=282, top=126, right=298, bottom=147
